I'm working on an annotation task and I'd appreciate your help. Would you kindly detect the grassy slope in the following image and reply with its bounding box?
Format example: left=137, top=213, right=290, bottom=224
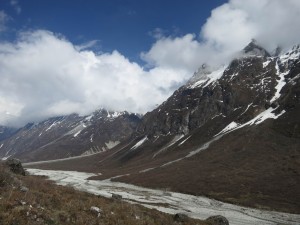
left=117, top=117, right=300, bottom=214
left=0, top=164, right=207, bottom=225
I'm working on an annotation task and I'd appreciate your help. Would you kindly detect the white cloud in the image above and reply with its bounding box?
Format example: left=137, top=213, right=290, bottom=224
left=142, top=34, right=204, bottom=74
left=0, top=30, right=188, bottom=126
left=75, top=40, right=100, bottom=51
left=201, top=2, right=256, bottom=53
left=202, top=0, right=300, bottom=52
left=0, top=0, right=300, bottom=127
left=144, top=0, right=300, bottom=70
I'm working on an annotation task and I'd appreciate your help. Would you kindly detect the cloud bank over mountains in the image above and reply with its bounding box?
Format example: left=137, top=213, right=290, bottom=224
left=1, top=0, right=300, bottom=126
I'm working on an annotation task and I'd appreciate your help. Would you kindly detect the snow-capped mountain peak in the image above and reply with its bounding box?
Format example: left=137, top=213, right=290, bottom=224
left=242, top=39, right=270, bottom=57
left=0, top=108, right=141, bottom=162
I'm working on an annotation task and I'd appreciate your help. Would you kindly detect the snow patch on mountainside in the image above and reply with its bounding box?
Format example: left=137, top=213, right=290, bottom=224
left=105, top=141, right=120, bottom=149
left=153, top=134, right=184, bottom=158
left=217, top=122, right=240, bottom=135
left=189, top=66, right=226, bottom=89
left=84, top=115, right=93, bottom=121
left=216, top=107, right=286, bottom=138
left=73, top=130, right=82, bottom=137
left=130, top=136, right=148, bottom=150
left=228, top=72, right=239, bottom=81
left=158, top=106, right=286, bottom=170
left=186, top=135, right=224, bottom=158
left=249, top=108, right=286, bottom=125
left=270, top=61, right=288, bottom=103
left=178, top=135, right=191, bottom=146
left=106, top=110, right=125, bottom=119
left=81, top=146, right=103, bottom=156
left=262, top=60, right=271, bottom=68
left=45, top=121, right=59, bottom=131
left=190, top=78, right=208, bottom=89
left=65, top=122, right=89, bottom=138
left=139, top=167, right=155, bottom=173
left=160, top=134, right=224, bottom=168
left=289, top=74, right=300, bottom=85
left=1, top=155, right=11, bottom=160
left=240, top=103, right=253, bottom=116
left=280, top=45, right=300, bottom=64
left=203, top=66, right=226, bottom=88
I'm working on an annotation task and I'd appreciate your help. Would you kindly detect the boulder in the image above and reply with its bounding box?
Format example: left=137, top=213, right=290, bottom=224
left=5, top=158, right=25, bottom=176
left=90, top=206, right=102, bottom=217
left=205, top=215, right=229, bottom=225
left=174, top=213, right=188, bottom=222
left=20, top=186, right=29, bottom=192
left=112, top=193, right=122, bottom=200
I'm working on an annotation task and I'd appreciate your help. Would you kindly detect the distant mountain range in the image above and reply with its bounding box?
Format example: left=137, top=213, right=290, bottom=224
left=1, top=41, right=300, bottom=213
left=0, top=109, right=141, bottom=162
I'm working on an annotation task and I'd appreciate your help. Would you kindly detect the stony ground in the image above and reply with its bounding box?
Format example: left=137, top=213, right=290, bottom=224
left=0, top=162, right=209, bottom=225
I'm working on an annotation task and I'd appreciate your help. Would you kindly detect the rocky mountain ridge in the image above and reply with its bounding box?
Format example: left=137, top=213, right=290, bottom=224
left=137, top=42, right=299, bottom=137
left=0, top=109, right=141, bottom=162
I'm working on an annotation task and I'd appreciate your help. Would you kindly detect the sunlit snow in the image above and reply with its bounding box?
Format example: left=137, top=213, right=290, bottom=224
left=130, top=136, right=148, bottom=150
left=105, top=141, right=120, bottom=149
left=190, top=66, right=226, bottom=89
left=262, top=60, right=271, bottom=68
left=178, top=135, right=191, bottom=146
left=153, top=134, right=184, bottom=158
left=270, top=61, right=288, bottom=103
left=45, top=121, right=58, bottom=131
left=216, top=122, right=240, bottom=135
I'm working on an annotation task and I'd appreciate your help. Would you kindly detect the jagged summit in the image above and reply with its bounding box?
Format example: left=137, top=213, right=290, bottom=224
left=243, top=39, right=270, bottom=57
left=188, top=40, right=271, bottom=88
left=271, top=46, right=282, bottom=56
left=0, top=108, right=141, bottom=162
left=187, top=63, right=214, bottom=84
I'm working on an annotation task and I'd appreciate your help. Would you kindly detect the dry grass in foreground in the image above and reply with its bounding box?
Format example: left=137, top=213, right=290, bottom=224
left=0, top=164, right=209, bottom=225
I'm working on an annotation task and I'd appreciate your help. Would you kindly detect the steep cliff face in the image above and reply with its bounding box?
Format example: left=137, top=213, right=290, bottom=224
left=137, top=41, right=287, bottom=138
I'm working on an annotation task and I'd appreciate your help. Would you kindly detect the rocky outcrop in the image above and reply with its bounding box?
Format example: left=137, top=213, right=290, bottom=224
left=112, top=193, right=122, bottom=201
left=5, top=158, right=25, bottom=176
left=243, top=39, right=270, bottom=57
left=205, top=215, right=229, bottom=225
left=90, top=206, right=102, bottom=217
left=173, top=213, right=188, bottom=222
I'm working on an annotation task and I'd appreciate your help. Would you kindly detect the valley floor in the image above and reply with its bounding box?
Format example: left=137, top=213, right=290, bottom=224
left=0, top=166, right=204, bottom=225
left=27, top=168, right=300, bottom=225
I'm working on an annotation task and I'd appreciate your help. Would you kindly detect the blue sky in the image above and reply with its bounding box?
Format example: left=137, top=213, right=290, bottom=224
left=0, top=0, right=300, bottom=126
left=1, top=0, right=227, bottom=62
